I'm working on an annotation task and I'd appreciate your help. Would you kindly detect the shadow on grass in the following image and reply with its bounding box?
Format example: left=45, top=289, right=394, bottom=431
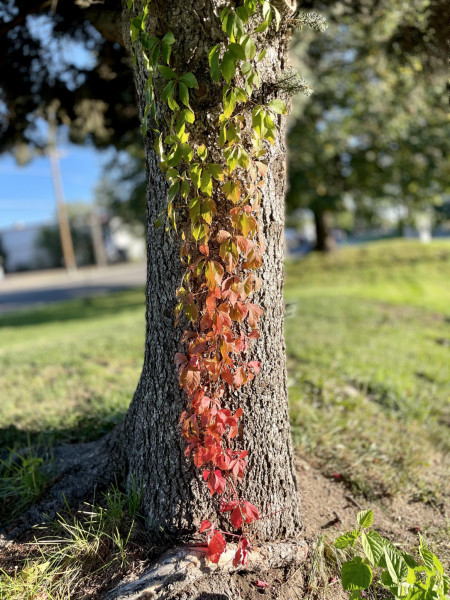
left=0, top=408, right=127, bottom=451
left=0, top=287, right=145, bottom=329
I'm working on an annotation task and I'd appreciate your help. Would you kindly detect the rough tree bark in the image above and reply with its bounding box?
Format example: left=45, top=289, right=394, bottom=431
left=116, top=0, right=302, bottom=543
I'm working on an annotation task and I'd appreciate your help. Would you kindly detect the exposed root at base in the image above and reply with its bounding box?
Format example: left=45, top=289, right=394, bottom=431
left=104, top=540, right=308, bottom=600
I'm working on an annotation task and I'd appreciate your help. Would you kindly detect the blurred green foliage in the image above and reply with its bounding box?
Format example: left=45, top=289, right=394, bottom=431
left=287, top=0, right=448, bottom=249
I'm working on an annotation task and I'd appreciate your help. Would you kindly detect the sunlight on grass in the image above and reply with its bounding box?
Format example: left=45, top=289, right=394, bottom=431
left=0, top=240, right=449, bottom=501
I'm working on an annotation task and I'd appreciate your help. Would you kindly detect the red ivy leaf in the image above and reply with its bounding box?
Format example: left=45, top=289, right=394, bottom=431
left=243, top=501, right=259, bottom=523
left=233, top=536, right=251, bottom=567
left=230, top=506, right=243, bottom=529
left=253, top=580, right=270, bottom=588
left=206, top=469, right=226, bottom=496
left=217, top=229, right=231, bottom=243
left=200, top=520, right=212, bottom=533
left=207, top=530, right=226, bottom=563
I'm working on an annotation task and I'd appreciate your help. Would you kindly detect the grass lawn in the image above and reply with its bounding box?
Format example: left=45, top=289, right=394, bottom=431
left=1, top=239, right=449, bottom=503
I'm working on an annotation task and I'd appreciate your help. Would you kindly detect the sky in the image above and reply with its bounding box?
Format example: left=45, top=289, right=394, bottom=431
left=0, top=12, right=106, bottom=231
left=0, top=144, right=110, bottom=231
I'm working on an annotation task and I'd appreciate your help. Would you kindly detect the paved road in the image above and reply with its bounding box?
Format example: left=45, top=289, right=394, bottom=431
left=0, top=263, right=146, bottom=314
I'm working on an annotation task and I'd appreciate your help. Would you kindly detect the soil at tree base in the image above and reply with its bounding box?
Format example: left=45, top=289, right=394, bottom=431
left=0, top=457, right=447, bottom=600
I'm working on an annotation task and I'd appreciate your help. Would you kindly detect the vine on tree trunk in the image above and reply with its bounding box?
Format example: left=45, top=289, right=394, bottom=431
left=127, top=0, right=306, bottom=567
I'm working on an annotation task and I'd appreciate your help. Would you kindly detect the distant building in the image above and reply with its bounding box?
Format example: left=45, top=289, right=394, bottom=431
left=0, top=217, right=146, bottom=273
left=0, top=223, right=55, bottom=272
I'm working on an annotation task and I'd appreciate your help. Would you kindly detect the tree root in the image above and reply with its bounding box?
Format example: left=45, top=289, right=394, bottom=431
left=0, top=430, right=123, bottom=547
left=103, top=540, right=308, bottom=600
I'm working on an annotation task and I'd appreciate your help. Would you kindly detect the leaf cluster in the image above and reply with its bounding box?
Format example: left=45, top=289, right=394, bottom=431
left=336, top=511, right=449, bottom=600
left=127, top=0, right=293, bottom=569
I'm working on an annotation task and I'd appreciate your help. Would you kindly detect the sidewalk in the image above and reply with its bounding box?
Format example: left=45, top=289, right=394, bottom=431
left=0, top=262, right=146, bottom=314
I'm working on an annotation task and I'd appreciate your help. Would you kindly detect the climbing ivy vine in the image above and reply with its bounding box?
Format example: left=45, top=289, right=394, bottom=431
left=127, top=0, right=301, bottom=567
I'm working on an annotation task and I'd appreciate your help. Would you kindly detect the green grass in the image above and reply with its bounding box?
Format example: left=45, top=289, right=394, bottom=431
left=0, top=239, right=449, bottom=504
left=0, top=482, right=148, bottom=600
left=285, top=239, right=450, bottom=500
left=0, top=291, right=146, bottom=448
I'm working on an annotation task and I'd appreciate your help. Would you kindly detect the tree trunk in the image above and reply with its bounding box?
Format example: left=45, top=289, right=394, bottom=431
left=120, top=0, right=301, bottom=542
left=313, top=208, right=335, bottom=252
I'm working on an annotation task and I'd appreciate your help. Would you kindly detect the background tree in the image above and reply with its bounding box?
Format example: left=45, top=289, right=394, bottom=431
left=0, top=0, right=139, bottom=160
left=286, top=0, right=448, bottom=250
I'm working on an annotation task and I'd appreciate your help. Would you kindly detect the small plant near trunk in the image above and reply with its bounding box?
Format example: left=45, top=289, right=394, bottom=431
left=0, top=442, right=53, bottom=526
left=335, top=510, right=450, bottom=600
left=0, top=482, right=146, bottom=600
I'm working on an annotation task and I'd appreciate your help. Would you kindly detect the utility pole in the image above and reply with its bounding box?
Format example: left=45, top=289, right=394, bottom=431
left=48, top=112, right=77, bottom=272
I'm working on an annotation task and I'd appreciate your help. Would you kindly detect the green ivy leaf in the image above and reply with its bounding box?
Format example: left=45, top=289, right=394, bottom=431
left=162, top=31, right=175, bottom=45
left=235, top=5, right=249, bottom=23
left=357, top=510, right=374, bottom=529
left=184, top=296, right=199, bottom=322
left=197, top=145, right=208, bottom=161
left=189, top=164, right=202, bottom=189
left=178, top=109, right=195, bottom=128
left=241, top=61, right=252, bottom=76
left=167, top=144, right=183, bottom=168
left=200, top=170, right=213, bottom=196
left=180, top=179, right=190, bottom=198
left=221, top=51, right=236, bottom=84
left=178, top=81, right=190, bottom=107
left=228, top=42, right=246, bottom=61
left=208, top=44, right=221, bottom=82
left=223, top=88, right=236, bottom=118
left=206, top=163, right=224, bottom=181
left=158, top=65, right=177, bottom=80
left=182, top=143, right=194, bottom=163
left=341, top=558, right=373, bottom=591
left=268, top=99, right=287, bottom=115
left=254, top=20, right=270, bottom=33
left=273, top=5, right=281, bottom=31
left=201, top=197, right=216, bottom=224
left=240, top=34, right=256, bottom=60
left=161, top=32, right=175, bottom=64
left=180, top=72, right=198, bottom=89
left=257, top=48, right=267, bottom=62
left=189, top=197, right=201, bottom=223
left=168, top=181, right=180, bottom=202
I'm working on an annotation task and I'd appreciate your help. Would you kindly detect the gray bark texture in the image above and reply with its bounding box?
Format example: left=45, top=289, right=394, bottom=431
left=120, top=0, right=301, bottom=542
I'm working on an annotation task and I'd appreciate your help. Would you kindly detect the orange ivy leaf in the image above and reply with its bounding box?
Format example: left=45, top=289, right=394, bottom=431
left=234, top=366, right=247, bottom=388
left=180, top=367, right=201, bottom=395
left=174, top=353, right=187, bottom=366
left=247, top=303, right=263, bottom=328
left=185, top=293, right=199, bottom=322
left=221, top=364, right=234, bottom=386
left=217, top=230, right=231, bottom=243
left=205, top=260, right=224, bottom=291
